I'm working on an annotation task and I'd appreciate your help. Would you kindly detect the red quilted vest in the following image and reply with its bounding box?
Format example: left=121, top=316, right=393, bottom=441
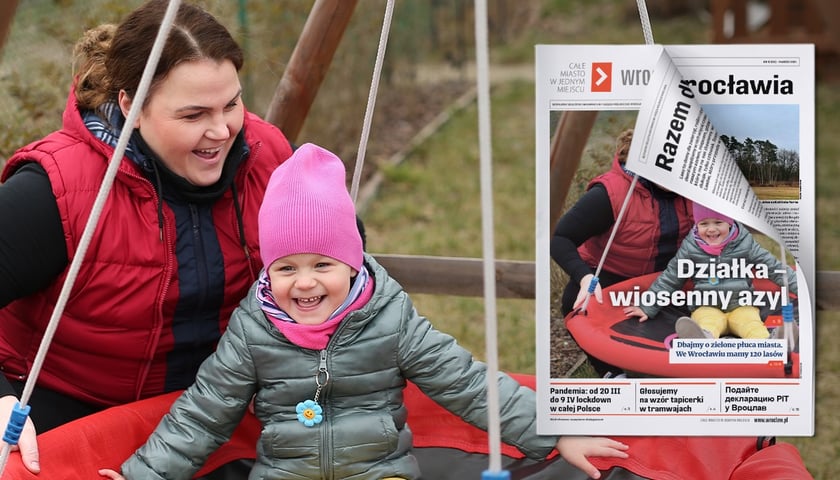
left=578, top=156, right=693, bottom=278
left=0, top=89, right=292, bottom=406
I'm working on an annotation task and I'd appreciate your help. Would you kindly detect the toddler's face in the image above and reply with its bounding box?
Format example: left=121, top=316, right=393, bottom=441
left=267, top=253, right=354, bottom=325
left=696, top=218, right=731, bottom=245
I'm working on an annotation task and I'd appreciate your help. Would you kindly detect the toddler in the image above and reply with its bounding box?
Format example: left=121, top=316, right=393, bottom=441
left=100, top=143, right=628, bottom=479
left=625, top=203, right=796, bottom=340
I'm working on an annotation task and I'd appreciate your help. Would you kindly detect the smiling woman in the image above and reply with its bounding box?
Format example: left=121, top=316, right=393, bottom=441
left=0, top=0, right=294, bottom=476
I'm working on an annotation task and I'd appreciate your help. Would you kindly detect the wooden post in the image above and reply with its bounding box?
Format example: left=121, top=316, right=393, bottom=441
left=264, top=0, right=358, bottom=142
left=710, top=0, right=750, bottom=43
left=0, top=0, right=19, bottom=59
left=549, top=110, right=598, bottom=229
left=812, top=0, right=840, bottom=53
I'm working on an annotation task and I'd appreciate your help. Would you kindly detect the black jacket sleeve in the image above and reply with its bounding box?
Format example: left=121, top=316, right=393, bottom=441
left=550, top=183, right=615, bottom=285
left=0, top=163, right=68, bottom=307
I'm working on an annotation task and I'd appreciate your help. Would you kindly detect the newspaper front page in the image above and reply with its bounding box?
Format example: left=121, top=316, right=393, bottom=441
left=535, top=44, right=814, bottom=436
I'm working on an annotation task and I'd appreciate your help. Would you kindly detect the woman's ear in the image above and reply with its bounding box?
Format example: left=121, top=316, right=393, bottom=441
left=117, top=90, right=139, bottom=128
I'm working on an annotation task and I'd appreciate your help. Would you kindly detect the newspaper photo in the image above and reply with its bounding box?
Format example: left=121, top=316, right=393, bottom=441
left=535, top=44, right=814, bottom=436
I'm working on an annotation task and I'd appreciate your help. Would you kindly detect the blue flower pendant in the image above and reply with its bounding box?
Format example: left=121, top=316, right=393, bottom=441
left=296, top=399, right=323, bottom=427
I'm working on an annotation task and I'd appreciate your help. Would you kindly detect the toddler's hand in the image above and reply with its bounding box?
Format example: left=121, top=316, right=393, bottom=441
left=623, top=306, right=648, bottom=322
left=556, top=436, right=629, bottom=479
left=98, top=468, right=125, bottom=480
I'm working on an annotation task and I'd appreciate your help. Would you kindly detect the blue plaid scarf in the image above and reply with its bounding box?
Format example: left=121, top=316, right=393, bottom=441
left=82, top=101, right=151, bottom=171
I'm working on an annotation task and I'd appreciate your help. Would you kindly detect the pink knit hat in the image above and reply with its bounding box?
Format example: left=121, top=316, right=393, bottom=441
left=693, top=203, right=733, bottom=225
left=258, top=143, right=363, bottom=271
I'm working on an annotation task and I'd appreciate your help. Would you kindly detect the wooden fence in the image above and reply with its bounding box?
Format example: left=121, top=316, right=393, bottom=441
left=375, top=253, right=840, bottom=311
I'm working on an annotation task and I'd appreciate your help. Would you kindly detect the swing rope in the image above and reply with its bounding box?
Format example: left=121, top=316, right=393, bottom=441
left=637, top=0, right=655, bottom=45
left=350, top=0, right=395, bottom=204
left=348, top=2, right=507, bottom=476
left=471, top=0, right=507, bottom=478
left=579, top=0, right=654, bottom=313
left=0, top=0, right=182, bottom=475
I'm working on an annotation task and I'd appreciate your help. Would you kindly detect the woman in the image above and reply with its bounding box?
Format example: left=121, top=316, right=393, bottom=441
left=550, top=129, right=693, bottom=377
left=0, top=0, right=293, bottom=474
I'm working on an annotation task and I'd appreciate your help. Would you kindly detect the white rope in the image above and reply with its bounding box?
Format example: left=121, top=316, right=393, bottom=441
left=636, top=0, right=655, bottom=45
left=580, top=0, right=654, bottom=312
left=350, top=0, right=395, bottom=204
left=0, top=0, right=182, bottom=474
left=779, top=246, right=795, bottom=355
left=472, top=0, right=505, bottom=476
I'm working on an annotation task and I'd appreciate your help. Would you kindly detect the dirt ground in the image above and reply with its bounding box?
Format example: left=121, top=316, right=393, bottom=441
left=356, top=77, right=473, bottom=185
left=550, top=306, right=588, bottom=378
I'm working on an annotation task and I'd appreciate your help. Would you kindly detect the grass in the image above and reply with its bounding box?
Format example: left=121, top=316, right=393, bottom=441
left=363, top=80, right=538, bottom=373
left=753, top=185, right=801, bottom=200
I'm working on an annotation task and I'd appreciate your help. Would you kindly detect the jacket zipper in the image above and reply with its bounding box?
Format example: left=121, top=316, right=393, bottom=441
left=189, top=204, right=209, bottom=313
left=318, top=349, right=333, bottom=479
left=121, top=166, right=172, bottom=401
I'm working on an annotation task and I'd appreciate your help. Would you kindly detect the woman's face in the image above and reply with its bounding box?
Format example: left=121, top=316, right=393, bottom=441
left=119, top=58, right=244, bottom=186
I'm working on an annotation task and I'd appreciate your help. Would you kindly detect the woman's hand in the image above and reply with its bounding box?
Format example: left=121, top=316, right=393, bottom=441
left=0, top=395, right=39, bottom=474
left=556, top=436, right=629, bottom=479
left=574, top=274, right=603, bottom=310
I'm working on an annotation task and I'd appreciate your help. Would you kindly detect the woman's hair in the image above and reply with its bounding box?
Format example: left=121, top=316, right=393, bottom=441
left=614, top=128, right=634, bottom=164
left=73, top=0, right=243, bottom=113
